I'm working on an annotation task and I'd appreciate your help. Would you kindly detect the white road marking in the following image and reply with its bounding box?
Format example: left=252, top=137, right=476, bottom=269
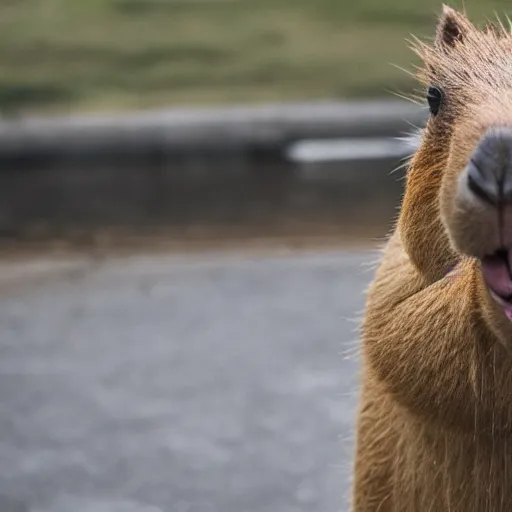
left=286, top=136, right=420, bottom=163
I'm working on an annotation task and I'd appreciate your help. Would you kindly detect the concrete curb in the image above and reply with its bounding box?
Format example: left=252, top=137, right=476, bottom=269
left=0, top=100, right=426, bottom=162
left=0, top=100, right=426, bottom=241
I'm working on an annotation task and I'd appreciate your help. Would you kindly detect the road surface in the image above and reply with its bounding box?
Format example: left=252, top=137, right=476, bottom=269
left=0, top=247, right=377, bottom=512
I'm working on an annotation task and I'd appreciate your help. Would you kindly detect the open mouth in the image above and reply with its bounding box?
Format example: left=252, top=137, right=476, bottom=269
left=481, top=249, right=512, bottom=320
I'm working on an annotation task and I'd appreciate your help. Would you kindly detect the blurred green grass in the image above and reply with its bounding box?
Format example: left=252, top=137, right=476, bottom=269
left=0, top=0, right=510, bottom=114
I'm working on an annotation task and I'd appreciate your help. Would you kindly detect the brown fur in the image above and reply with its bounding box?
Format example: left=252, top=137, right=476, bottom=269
left=353, top=5, right=512, bottom=511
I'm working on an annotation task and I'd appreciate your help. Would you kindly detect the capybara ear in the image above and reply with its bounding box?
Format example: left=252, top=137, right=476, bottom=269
left=436, top=5, right=471, bottom=49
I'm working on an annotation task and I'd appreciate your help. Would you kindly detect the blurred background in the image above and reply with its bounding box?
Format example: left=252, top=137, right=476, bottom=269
left=0, top=0, right=508, bottom=115
left=0, top=1, right=508, bottom=512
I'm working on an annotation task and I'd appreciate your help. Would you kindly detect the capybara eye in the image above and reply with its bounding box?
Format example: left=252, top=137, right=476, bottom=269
left=427, top=86, right=443, bottom=116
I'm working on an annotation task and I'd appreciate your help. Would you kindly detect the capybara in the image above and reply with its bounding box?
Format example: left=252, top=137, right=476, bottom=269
left=353, top=5, right=512, bottom=511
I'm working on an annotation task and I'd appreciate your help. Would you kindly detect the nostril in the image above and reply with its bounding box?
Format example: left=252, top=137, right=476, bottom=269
left=468, top=127, right=512, bottom=206
left=503, top=173, right=512, bottom=204
left=467, top=159, right=499, bottom=206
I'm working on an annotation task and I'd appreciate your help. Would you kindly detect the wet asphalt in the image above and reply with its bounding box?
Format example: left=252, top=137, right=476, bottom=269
left=0, top=247, right=376, bottom=512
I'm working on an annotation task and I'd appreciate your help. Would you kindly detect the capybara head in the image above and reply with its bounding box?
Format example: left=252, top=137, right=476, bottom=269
left=401, top=5, right=512, bottom=332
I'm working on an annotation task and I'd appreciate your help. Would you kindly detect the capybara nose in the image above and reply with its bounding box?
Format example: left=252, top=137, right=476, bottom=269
left=467, top=127, right=512, bottom=206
